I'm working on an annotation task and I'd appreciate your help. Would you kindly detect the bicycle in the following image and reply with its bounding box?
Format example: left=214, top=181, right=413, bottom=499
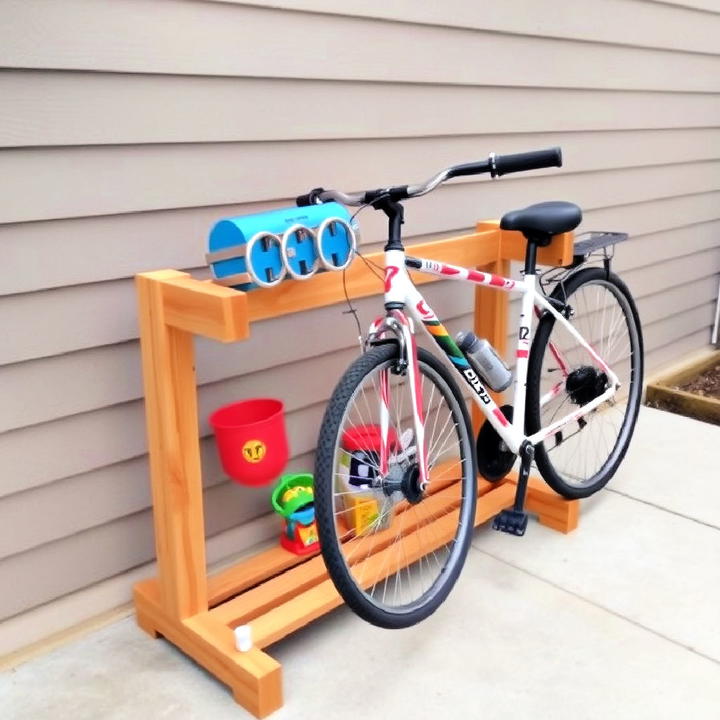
left=299, top=147, right=643, bottom=629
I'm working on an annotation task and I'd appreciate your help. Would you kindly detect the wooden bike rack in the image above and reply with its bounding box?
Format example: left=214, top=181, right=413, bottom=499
left=133, top=221, right=579, bottom=717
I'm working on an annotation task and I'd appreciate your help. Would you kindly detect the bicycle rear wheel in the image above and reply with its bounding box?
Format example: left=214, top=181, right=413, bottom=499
left=314, top=343, right=476, bottom=629
left=527, top=267, right=643, bottom=499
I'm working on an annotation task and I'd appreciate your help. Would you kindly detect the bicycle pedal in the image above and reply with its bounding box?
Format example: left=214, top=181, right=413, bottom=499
left=492, top=509, right=528, bottom=537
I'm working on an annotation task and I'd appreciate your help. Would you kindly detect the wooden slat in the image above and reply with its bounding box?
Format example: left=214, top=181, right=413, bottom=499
left=4, top=72, right=720, bottom=147
left=646, top=383, right=720, bottom=425
left=160, top=273, right=249, bottom=342
left=211, top=465, right=468, bottom=625
left=245, top=231, right=498, bottom=322
left=650, top=350, right=720, bottom=388
left=249, top=482, right=516, bottom=648
left=207, top=546, right=315, bottom=608
left=2, top=0, right=719, bottom=90
left=473, top=248, right=509, bottom=421
left=2, top=189, right=718, bottom=298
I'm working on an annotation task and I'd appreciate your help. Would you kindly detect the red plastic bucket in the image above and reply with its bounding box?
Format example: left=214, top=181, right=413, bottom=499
left=209, top=398, right=288, bottom=486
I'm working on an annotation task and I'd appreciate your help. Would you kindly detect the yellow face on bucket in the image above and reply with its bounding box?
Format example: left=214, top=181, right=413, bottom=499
left=242, top=439, right=266, bottom=463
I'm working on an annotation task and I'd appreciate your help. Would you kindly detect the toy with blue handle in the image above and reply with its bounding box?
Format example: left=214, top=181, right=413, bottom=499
left=207, top=203, right=354, bottom=291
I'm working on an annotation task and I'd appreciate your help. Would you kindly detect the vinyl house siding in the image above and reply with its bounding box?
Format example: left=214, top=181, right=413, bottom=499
left=1, top=0, right=719, bottom=655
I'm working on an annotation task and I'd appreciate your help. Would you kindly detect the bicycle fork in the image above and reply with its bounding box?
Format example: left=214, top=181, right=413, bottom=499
left=369, top=311, right=430, bottom=491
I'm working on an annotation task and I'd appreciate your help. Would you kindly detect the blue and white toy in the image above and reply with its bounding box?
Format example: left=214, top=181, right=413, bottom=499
left=206, top=202, right=357, bottom=291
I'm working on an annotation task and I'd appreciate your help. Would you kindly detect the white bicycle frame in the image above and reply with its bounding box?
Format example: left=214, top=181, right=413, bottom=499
left=370, top=248, right=621, bottom=489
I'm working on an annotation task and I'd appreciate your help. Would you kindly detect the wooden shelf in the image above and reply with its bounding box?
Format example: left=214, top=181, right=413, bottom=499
left=133, top=222, right=578, bottom=717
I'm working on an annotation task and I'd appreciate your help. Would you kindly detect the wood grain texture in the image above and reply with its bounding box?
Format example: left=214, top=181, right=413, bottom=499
left=161, top=274, right=249, bottom=342
left=134, top=582, right=283, bottom=718
left=136, top=272, right=208, bottom=618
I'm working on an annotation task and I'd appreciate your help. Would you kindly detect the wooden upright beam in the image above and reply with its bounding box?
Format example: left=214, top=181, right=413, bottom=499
left=161, top=273, right=249, bottom=342
left=136, top=271, right=209, bottom=619
left=472, top=224, right=510, bottom=433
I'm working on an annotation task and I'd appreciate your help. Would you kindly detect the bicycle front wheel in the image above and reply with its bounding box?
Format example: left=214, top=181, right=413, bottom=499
left=527, top=267, right=644, bottom=499
left=314, top=343, right=476, bottom=629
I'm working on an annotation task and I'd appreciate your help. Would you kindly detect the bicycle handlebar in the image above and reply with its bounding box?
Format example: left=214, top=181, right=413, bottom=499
left=296, top=146, right=562, bottom=207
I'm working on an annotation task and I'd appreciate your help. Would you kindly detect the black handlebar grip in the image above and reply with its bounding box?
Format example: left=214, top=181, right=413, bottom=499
left=492, top=147, right=562, bottom=177
left=446, top=159, right=492, bottom=179
left=296, top=187, right=326, bottom=206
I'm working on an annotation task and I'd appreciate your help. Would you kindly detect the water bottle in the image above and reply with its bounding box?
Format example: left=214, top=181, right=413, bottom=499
left=455, top=331, right=512, bottom=392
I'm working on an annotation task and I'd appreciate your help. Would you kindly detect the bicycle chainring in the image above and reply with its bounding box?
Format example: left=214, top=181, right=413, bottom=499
left=476, top=404, right=517, bottom=482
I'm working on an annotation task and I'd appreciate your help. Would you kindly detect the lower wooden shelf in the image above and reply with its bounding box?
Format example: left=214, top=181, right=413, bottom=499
left=133, top=473, right=578, bottom=718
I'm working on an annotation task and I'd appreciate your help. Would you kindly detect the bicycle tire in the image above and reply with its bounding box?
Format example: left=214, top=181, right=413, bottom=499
left=314, top=343, right=477, bottom=629
left=526, top=267, right=644, bottom=499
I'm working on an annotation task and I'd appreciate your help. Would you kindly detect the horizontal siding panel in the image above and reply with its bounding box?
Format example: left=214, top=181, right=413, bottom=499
left=3, top=216, right=720, bottom=366
left=2, top=244, right=716, bottom=499
left=0, top=404, right=325, bottom=559
left=611, top=219, right=720, bottom=274
left=0, top=404, right=150, bottom=500
left=0, top=279, right=471, bottom=434
left=3, top=130, right=720, bottom=223
left=641, top=299, right=716, bottom=349
left=4, top=72, right=720, bottom=148
left=644, top=327, right=713, bottom=373
left=2, top=1, right=720, bottom=91
left=645, top=0, right=720, bottom=13
left=212, top=0, right=720, bottom=54
left=619, top=246, right=720, bottom=298
left=0, top=449, right=314, bottom=621
left=632, top=276, right=719, bottom=326
left=2, top=187, right=718, bottom=298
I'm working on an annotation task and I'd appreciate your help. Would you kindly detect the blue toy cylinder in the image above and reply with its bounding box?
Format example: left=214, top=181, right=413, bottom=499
left=208, top=203, right=353, bottom=291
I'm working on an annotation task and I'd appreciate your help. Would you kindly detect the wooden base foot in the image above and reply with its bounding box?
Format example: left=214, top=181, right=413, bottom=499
left=504, top=472, right=580, bottom=534
left=133, top=473, right=579, bottom=716
left=135, top=609, right=160, bottom=639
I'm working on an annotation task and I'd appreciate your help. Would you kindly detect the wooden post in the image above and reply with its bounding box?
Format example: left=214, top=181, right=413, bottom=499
left=472, top=221, right=510, bottom=433
left=136, top=271, right=209, bottom=619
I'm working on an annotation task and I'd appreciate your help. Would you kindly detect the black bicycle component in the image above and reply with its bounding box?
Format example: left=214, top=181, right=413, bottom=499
left=296, top=187, right=325, bottom=207
left=565, top=366, right=609, bottom=405
left=400, top=465, right=424, bottom=505
left=373, top=197, right=405, bottom=251
left=446, top=159, right=492, bottom=179
left=476, top=405, right=517, bottom=482
left=491, top=147, right=562, bottom=178
left=297, top=146, right=564, bottom=212
left=492, top=440, right=534, bottom=536
left=492, top=508, right=529, bottom=537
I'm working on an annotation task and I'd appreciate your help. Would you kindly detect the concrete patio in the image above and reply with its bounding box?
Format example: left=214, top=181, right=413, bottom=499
left=3, top=406, right=719, bottom=719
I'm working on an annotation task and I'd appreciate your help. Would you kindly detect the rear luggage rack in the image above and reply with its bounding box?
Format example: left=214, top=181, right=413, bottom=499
left=571, top=231, right=629, bottom=266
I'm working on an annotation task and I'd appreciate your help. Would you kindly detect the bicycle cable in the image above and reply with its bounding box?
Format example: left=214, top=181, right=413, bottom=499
left=341, top=202, right=385, bottom=349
